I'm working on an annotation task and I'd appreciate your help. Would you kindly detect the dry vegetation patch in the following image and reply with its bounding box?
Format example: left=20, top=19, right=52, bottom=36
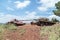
left=40, top=23, right=60, bottom=40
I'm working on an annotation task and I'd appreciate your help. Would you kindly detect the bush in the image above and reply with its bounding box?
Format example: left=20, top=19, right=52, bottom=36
left=4, top=24, right=17, bottom=30
left=51, top=18, right=59, bottom=22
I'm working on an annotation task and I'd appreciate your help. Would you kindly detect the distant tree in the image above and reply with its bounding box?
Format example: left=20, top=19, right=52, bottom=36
left=53, top=1, right=60, bottom=16
left=51, top=18, right=59, bottom=22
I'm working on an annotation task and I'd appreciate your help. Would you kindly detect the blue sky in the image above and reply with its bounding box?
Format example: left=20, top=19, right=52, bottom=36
left=0, top=0, right=60, bottom=23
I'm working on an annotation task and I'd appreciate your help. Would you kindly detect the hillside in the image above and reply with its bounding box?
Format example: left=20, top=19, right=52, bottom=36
left=0, top=23, right=60, bottom=40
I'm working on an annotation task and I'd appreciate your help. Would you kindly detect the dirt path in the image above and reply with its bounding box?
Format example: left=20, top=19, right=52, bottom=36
left=19, top=24, right=41, bottom=40
left=4, top=24, right=41, bottom=40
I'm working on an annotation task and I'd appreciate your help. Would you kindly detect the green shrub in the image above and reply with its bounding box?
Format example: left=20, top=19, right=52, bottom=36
left=4, top=24, right=17, bottom=30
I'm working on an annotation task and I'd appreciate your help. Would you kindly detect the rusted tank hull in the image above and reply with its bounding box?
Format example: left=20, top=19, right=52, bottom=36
left=36, top=21, right=55, bottom=26
left=14, top=23, right=25, bottom=26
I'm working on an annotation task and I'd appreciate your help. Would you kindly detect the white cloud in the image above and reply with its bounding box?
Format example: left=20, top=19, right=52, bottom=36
left=25, top=11, right=39, bottom=19
left=0, top=12, right=39, bottom=23
left=40, top=0, right=60, bottom=7
left=0, top=13, right=23, bottom=23
left=38, top=6, right=47, bottom=11
left=1, top=12, right=59, bottom=23
left=37, top=0, right=60, bottom=11
left=7, top=7, right=14, bottom=11
left=14, top=0, right=30, bottom=9
left=48, top=15, right=60, bottom=20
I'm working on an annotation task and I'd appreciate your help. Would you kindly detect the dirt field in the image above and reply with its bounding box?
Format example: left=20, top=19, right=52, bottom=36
left=3, top=24, right=41, bottom=40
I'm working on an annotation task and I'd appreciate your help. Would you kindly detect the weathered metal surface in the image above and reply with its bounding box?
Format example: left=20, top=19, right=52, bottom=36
left=7, top=19, right=25, bottom=26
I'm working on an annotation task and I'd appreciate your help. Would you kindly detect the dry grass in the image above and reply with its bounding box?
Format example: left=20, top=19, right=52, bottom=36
left=0, top=23, right=60, bottom=40
left=0, top=24, right=17, bottom=40
left=40, top=23, right=60, bottom=40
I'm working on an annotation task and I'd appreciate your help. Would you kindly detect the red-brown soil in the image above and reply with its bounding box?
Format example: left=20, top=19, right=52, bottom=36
left=3, top=24, right=41, bottom=40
